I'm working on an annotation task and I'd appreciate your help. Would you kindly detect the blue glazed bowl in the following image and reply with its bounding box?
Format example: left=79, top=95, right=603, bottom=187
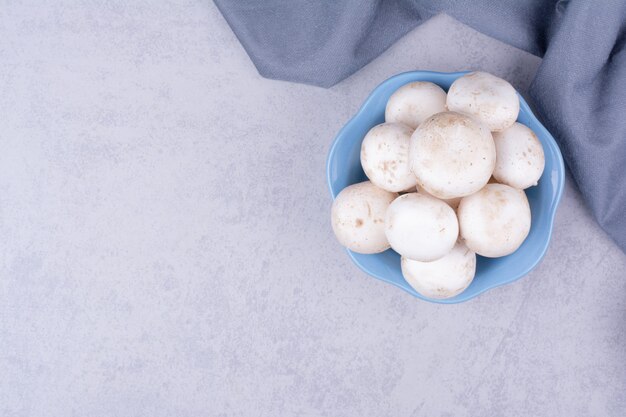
left=326, top=71, right=565, bottom=304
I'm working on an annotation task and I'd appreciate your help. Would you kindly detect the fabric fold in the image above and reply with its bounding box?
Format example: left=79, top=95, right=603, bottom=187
left=214, top=0, right=626, bottom=252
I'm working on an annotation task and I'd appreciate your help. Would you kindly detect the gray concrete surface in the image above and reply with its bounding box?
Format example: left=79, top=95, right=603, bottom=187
left=1, top=3, right=625, bottom=416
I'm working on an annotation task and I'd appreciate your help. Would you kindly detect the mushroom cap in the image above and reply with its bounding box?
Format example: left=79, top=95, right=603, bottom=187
left=385, top=193, right=459, bottom=261
left=385, top=81, right=448, bottom=129
left=331, top=181, right=398, bottom=254
left=493, top=122, right=545, bottom=189
left=401, top=240, right=476, bottom=299
left=447, top=71, right=519, bottom=132
left=360, top=123, right=417, bottom=192
left=458, top=183, right=531, bottom=257
left=409, top=111, right=496, bottom=199
left=415, top=184, right=461, bottom=210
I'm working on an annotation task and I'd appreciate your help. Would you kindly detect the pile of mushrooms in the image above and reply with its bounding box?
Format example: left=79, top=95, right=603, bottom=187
left=331, top=72, right=545, bottom=299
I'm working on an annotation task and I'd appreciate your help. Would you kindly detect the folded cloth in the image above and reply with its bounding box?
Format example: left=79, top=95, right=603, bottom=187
left=214, top=0, right=626, bottom=252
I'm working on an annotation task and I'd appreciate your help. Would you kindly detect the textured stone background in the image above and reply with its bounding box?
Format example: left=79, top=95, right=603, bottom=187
left=1, top=2, right=625, bottom=416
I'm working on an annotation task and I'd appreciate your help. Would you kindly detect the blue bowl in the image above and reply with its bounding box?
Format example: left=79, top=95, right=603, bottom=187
left=326, top=71, right=565, bottom=304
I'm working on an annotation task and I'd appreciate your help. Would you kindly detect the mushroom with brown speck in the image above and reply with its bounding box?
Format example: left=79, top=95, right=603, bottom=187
left=457, top=183, right=531, bottom=257
left=385, top=82, right=447, bottom=129
left=331, top=181, right=398, bottom=254
left=361, top=123, right=417, bottom=192
left=493, top=122, right=545, bottom=189
left=446, top=71, right=519, bottom=132
left=409, top=111, right=496, bottom=199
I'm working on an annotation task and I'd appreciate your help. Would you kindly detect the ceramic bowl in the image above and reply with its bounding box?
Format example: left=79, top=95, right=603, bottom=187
left=326, top=70, right=565, bottom=303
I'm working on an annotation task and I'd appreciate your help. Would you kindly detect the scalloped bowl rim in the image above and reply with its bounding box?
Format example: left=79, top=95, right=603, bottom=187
left=326, top=70, right=565, bottom=304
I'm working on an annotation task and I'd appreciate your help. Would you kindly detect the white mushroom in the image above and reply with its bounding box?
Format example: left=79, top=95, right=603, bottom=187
left=458, top=184, right=531, bottom=257
left=401, top=241, right=476, bottom=299
left=360, top=123, right=417, bottom=192
left=331, top=181, right=398, bottom=254
left=385, top=193, right=458, bottom=261
left=492, top=122, right=545, bottom=189
left=447, top=71, right=519, bottom=132
left=416, top=184, right=461, bottom=210
left=385, top=81, right=448, bottom=129
left=409, top=111, right=496, bottom=199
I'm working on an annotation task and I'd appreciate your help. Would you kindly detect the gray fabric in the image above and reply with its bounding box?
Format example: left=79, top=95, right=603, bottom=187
left=214, top=0, right=626, bottom=252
